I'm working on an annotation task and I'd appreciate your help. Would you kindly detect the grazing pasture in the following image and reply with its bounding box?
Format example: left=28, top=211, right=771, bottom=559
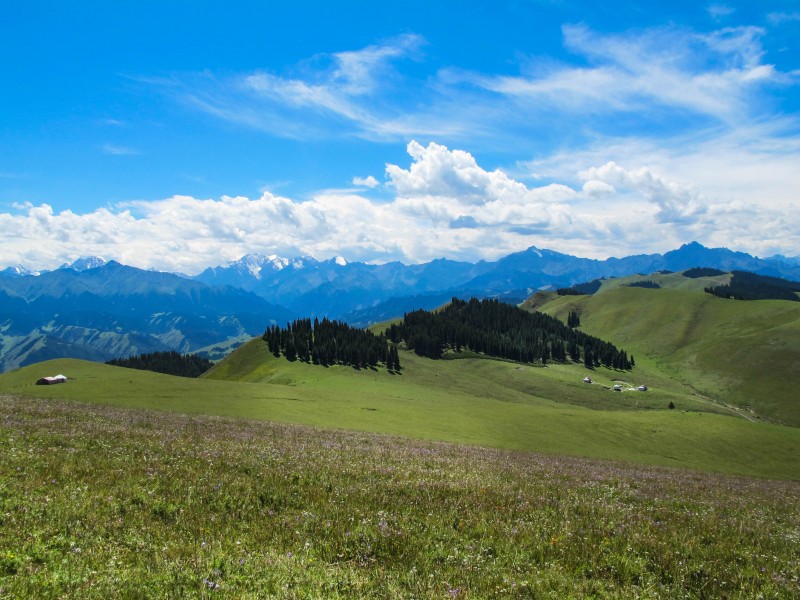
left=1, top=350, right=799, bottom=479
left=1, top=395, right=798, bottom=598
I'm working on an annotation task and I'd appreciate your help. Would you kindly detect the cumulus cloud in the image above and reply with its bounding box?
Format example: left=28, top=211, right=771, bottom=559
left=2, top=140, right=798, bottom=271
left=1, top=141, right=585, bottom=271
left=579, top=162, right=705, bottom=224
left=352, top=175, right=380, bottom=188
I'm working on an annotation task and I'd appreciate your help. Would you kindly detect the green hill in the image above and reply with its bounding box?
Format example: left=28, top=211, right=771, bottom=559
left=2, top=339, right=799, bottom=479
left=2, top=271, right=798, bottom=479
left=524, top=271, right=800, bottom=426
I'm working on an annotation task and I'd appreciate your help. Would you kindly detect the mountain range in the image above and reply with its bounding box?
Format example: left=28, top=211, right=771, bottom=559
left=0, top=261, right=294, bottom=371
left=1, top=242, right=798, bottom=371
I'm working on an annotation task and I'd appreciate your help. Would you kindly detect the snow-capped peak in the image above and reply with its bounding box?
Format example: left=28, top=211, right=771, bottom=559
left=0, top=264, right=40, bottom=278
left=287, top=256, right=320, bottom=270
left=60, top=256, right=107, bottom=271
left=333, top=256, right=348, bottom=266
left=224, top=254, right=290, bottom=278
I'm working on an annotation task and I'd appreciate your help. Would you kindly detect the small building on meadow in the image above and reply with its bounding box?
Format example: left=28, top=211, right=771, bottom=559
left=583, top=377, right=592, bottom=383
left=35, top=374, right=67, bottom=385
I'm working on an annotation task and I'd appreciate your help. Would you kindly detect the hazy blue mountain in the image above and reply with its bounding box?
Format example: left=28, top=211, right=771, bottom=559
left=0, top=265, right=40, bottom=278
left=187, top=242, right=800, bottom=320
left=3, top=242, right=798, bottom=369
left=248, top=257, right=490, bottom=314
left=193, top=254, right=326, bottom=290
left=0, top=262, right=296, bottom=372
left=342, top=291, right=478, bottom=328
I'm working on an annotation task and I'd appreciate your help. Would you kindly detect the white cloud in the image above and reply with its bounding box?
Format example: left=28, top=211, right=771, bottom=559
left=581, top=180, right=615, bottom=196
left=156, top=21, right=797, bottom=175
left=525, top=125, right=800, bottom=257
left=767, top=12, right=800, bottom=26
left=175, top=34, right=431, bottom=141
left=352, top=175, right=380, bottom=188
left=2, top=140, right=798, bottom=271
left=579, top=162, right=705, bottom=224
left=476, top=24, right=779, bottom=125
left=707, top=4, right=735, bottom=20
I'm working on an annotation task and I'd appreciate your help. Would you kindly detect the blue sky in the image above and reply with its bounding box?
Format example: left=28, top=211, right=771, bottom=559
left=2, top=0, right=799, bottom=272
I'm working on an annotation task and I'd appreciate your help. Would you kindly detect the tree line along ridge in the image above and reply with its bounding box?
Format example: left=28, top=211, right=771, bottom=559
left=386, top=297, right=633, bottom=370
left=704, top=270, right=800, bottom=302
left=264, top=317, right=401, bottom=371
left=106, top=351, right=214, bottom=378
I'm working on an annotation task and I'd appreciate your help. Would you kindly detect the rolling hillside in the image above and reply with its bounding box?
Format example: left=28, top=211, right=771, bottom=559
left=3, top=267, right=798, bottom=480
left=524, top=271, right=800, bottom=426
left=2, top=338, right=799, bottom=479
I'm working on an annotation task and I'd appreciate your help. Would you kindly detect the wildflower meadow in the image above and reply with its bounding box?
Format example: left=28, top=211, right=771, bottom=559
left=1, top=394, right=798, bottom=598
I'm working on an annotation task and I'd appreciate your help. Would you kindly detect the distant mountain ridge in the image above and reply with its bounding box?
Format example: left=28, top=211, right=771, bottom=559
left=2, top=242, right=798, bottom=372
left=192, top=254, right=341, bottom=289
left=197, top=242, right=800, bottom=302
left=192, top=242, right=800, bottom=322
left=0, top=261, right=295, bottom=372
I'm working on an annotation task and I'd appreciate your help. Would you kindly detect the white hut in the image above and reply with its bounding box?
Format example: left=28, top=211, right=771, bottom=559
left=35, top=374, right=67, bottom=385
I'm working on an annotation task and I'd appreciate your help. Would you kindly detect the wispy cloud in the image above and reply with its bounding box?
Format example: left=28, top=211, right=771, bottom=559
left=171, top=34, right=439, bottom=141
left=153, top=22, right=791, bottom=148
left=767, top=12, right=800, bottom=26
left=707, top=4, right=735, bottom=21
left=474, top=24, right=778, bottom=125
left=101, top=144, right=139, bottom=156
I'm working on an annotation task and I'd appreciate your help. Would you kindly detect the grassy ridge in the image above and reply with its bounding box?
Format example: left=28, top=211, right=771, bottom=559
left=1, top=395, right=798, bottom=598
left=2, top=348, right=799, bottom=479
left=526, top=273, right=800, bottom=426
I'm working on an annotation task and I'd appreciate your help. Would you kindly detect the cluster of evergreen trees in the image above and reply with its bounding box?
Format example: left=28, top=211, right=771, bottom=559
left=684, top=267, right=726, bottom=278
left=264, top=318, right=401, bottom=370
left=626, top=280, right=661, bottom=289
left=106, top=351, right=213, bottom=378
left=705, top=271, right=800, bottom=302
left=567, top=309, right=581, bottom=328
left=556, top=279, right=603, bottom=296
left=386, top=298, right=633, bottom=370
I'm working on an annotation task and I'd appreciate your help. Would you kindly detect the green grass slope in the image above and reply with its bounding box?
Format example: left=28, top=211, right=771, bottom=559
left=2, top=345, right=799, bottom=479
left=526, top=272, right=800, bottom=426
left=2, top=394, right=798, bottom=598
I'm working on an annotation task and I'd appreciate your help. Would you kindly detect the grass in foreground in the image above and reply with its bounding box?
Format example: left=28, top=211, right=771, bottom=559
left=1, top=395, right=799, bottom=598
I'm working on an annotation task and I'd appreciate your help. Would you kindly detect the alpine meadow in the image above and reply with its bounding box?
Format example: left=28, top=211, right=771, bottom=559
left=2, top=1, right=800, bottom=598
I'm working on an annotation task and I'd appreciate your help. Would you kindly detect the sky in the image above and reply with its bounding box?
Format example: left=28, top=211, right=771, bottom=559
left=1, top=0, right=799, bottom=273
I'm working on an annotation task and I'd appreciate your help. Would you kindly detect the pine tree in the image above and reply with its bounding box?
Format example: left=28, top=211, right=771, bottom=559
left=567, top=309, right=581, bottom=328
